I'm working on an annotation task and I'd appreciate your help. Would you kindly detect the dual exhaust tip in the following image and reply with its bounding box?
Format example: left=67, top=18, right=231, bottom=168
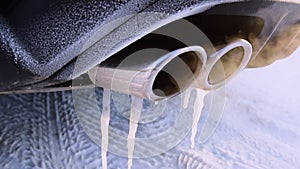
left=89, top=39, right=252, bottom=101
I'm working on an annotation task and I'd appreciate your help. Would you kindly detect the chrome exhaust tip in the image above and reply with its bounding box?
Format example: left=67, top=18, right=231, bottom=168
left=89, top=46, right=207, bottom=100
left=89, top=39, right=252, bottom=100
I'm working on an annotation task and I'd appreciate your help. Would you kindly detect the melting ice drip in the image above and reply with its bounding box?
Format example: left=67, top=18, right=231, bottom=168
left=191, top=88, right=208, bottom=148
left=183, top=88, right=208, bottom=148
left=127, top=96, right=143, bottom=169
left=100, top=89, right=143, bottom=169
left=101, top=89, right=111, bottom=169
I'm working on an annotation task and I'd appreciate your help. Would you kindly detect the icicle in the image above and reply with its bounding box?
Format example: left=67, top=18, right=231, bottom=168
left=190, top=88, right=208, bottom=148
left=101, top=89, right=111, bottom=169
left=183, top=88, right=192, bottom=109
left=127, top=96, right=143, bottom=169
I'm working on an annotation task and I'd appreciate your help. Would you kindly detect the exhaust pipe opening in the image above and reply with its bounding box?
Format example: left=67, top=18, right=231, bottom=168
left=208, top=46, right=244, bottom=85
left=199, top=39, right=252, bottom=90
left=152, top=51, right=202, bottom=97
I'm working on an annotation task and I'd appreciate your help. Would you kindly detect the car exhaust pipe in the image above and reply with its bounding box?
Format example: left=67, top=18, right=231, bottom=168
left=88, top=46, right=207, bottom=101
left=198, top=39, right=252, bottom=90
left=89, top=39, right=252, bottom=100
